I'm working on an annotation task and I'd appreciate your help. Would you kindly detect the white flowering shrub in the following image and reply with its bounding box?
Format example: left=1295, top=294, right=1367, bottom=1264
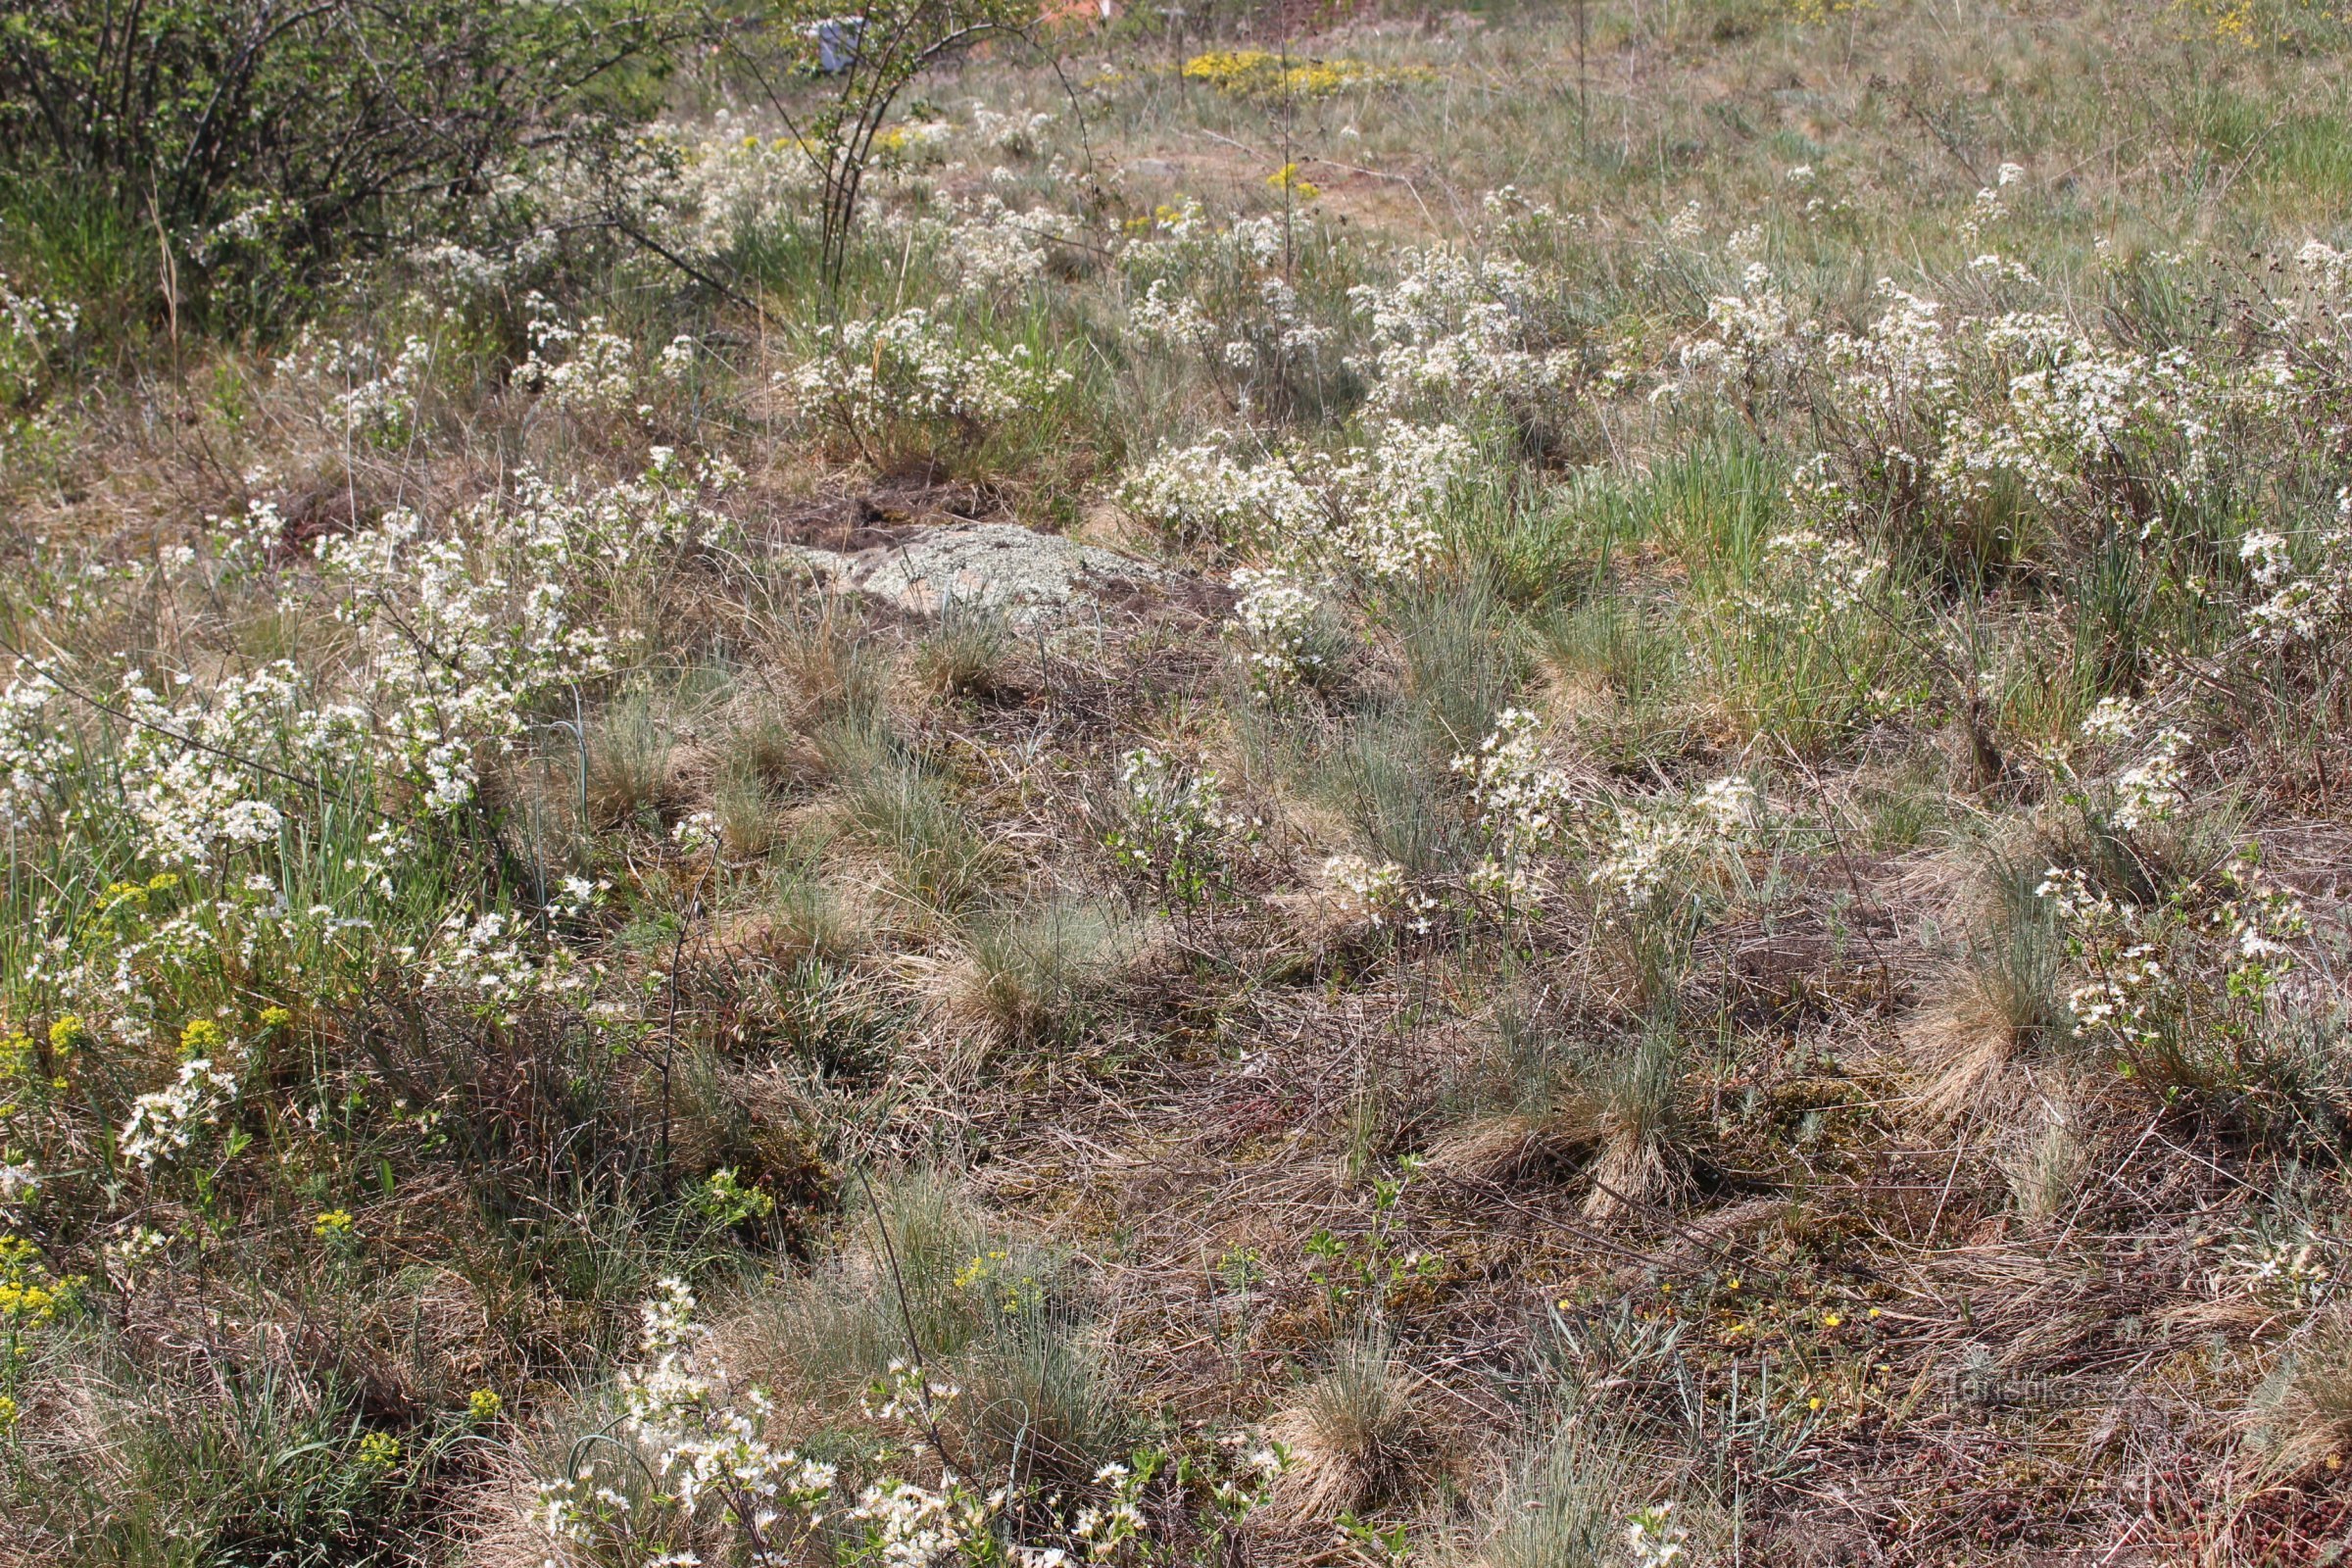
left=313, top=455, right=731, bottom=813
left=274, top=328, right=441, bottom=447
left=1449, top=709, right=1762, bottom=936
left=541, top=1277, right=842, bottom=1565
left=2060, top=696, right=2200, bottom=838
left=1624, top=1502, right=1689, bottom=1568
left=791, top=307, right=1071, bottom=457
left=1349, top=244, right=1580, bottom=422
left=518, top=306, right=647, bottom=418
left=2241, top=488, right=2352, bottom=658
left=2036, top=848, right=2311, bottom=1099
left=416, top=910, right=589, bottom=1024
left=117, top=1042, right=241, bottom=1173
left=0, top=271, right=77, bottom=407
left=940, top=195, right=1066, bottom=296
left=1674, top=261, right=1809, bottom=408
left=640, top=124, right=825, bottom=259
left=1118, top=201, right=1349, bottom=415
left=970, top=101, right=1055, bottom=155
left=1701, top=263, right=2236, bottom=582
left=1324, top=853, right=1440, bottom=934
left=1584, top=776, right=1758, bottom=917
left=541, top=1275, right=1283, bottom=1568
left=1453, top=708, right=1579, bottom=915
left=0, top=662, right=69, bottom=831
left=1228, top=565, right=1330, bottom=696
left=1121, top=420, right=1475, bottom=583
left=1105, top=747, right=1246, bottom=913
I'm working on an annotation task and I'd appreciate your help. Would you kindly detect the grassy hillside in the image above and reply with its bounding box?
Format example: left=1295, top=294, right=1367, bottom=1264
left=6, top=0, right=2352, bottom=1562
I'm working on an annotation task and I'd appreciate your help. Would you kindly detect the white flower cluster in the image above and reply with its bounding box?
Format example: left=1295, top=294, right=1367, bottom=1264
left=2241, top=489, right=2352, bottom=649
left=2038, top=851, right=2308, bottom=1056
left=848, top=1476, right=1003, bottom=1567
left=1947, top=328, right=2212, bottom=513
left=1227, top=566, right=1324, bottom=694
left=1323, top=854, right=1438, bottom=933
left=1675, top=262, right=1809, bottom=393
left=1957, top=162, right=2028, bottom=246
left=544, top=1277, right=837, bottom=1567
left=671, top=809, right=723, bottom=856
left=970, top=102, right=1055, bottom=156
left=101, top=1223, right=170, bottom=1286
left=519, top=305, right=646, bottom=417
left=0, top=663, right=70, bottom=830
left=416, top=910, right=587, bottom=1023
left=1116, top=203, right=1333, bottom=400
left=113, top=662, right=369, bottom=865
left=1819, top=282, right=1955, bottom=462
left=1797, top=276, right=2226, bottom=534
left=327, top=333, right=436, bottom=443
left=0, top=269, right=78, bottom=403
left=792, top=308, right=1070, bottom=436
left=1121, top=421, right=1472, bottom=581
left=314, top=456, right=725, bottom=811
left=1479, top=183, right=1580, bottom=247
left=2107, top=724, right=2192, bottom=834
left=634, top=124, right=822, bottom=259
left=1586, top=776, right=1757, bottom=913
left=118, top=1054, right=240, bottom=1171
left=1740, top=518, right=1884, bottom=634
left=410, top=232, right=559, bottom=296
left=1625, top=1503, right=1689, bottom=1568
left=1349, top=246, right=1578, bottom=416
left=1126, top=276, right=1214, bottom=352
left=1072, top=1461, right=1147, bottom=1559
left=1114, top=747, right=1239, bottom=858
left=2077, top=694, right=2139, bottom=748
left=1107, top=746, right=1252, bottom=912
left=1453, top=708, right=1578, bottom=913
left=942, top=196, right=1068, bottom=295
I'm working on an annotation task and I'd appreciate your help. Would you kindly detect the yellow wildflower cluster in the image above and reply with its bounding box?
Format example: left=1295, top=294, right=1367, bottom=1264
left=356, top=1430, right=401, bottom=1469
left=0, top=1031, right=30, bottom=1095
left=1180, top=50, right=1422, bottom=99
left=2, top=1015, right=74, bottom=1146
left=1265, top=163, right=1320, bottom=201
left=0, top=1236, right=66, bottom=1333
left=82, top=873, right=182, bottom=932
left=2182, top=0, right=2262, bottom=39
left=467, top=1387, right=503, bottom=1422
left=953, top=1248, right=1040, bottom=1316
left=313, top=1207, right=357, bottom=1242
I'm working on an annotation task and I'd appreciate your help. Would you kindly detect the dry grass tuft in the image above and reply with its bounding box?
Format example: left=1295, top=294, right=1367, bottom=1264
left=1425, top=1101, right=1600, bottom=1188
left=946, top=897, right=1136, bottom=1047
left=2250, top=1319, right=2352, bottom=1478
left=1270, top=1329, right=1429, bottom=1521
left=1583, top=1019, right=1687, bottom=1220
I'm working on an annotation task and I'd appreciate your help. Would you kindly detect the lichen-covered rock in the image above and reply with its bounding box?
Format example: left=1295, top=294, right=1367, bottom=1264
left=786, top=519, right=1176, bottom=622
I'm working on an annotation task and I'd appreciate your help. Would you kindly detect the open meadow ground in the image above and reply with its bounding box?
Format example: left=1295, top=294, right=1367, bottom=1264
left=6, top=0, right=2352, bottom=1562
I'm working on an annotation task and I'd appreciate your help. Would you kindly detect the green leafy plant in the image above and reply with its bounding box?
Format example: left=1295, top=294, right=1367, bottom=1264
left=0, top=0, right=682, bottom=331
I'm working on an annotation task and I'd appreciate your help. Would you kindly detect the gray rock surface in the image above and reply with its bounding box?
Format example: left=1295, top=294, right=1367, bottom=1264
left=786, top=520, right=1176, bottom=623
